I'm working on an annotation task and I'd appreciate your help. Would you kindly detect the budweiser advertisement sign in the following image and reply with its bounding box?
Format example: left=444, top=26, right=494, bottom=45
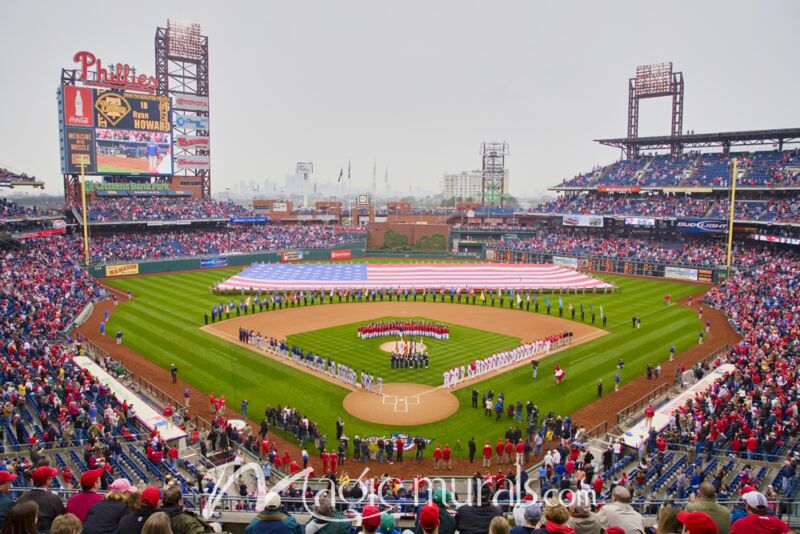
left=330, top=249, right=352, bottom=260
left=73, top=51, right=158, bottom=94
left=175, top=135, right=210, bottom=148
left=174, top=155, right=210, bottom=171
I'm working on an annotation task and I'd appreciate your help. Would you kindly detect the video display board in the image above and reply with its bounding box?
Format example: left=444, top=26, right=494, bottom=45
left=60, top=86, right=173, bottom=176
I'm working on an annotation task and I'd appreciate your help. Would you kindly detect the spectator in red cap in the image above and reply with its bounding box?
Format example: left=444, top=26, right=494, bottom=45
left=730, top=491, right=789, bottom=534
left=678, top=511, right=719, bottom=534
left=419, top=503, right=440, bottom=534
left=116, top=486, right=161, bottom=534
left=0, top=470, right=18, bottom=529
left=15, top=466, right=65, bottom=533
left=361, top=505, right=382, bottom=534
left=65, top=468, right=105, bottom=523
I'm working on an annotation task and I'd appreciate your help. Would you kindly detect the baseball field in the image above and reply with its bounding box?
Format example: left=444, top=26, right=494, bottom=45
left=102, top=260, right=706, bottom=447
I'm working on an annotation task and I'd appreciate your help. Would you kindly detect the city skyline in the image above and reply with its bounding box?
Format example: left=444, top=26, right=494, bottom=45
left=1, top=0, right=799, bottom=198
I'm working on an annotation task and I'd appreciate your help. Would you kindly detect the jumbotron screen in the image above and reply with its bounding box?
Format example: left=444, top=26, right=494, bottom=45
left=59, top=86, right=173, bottom=176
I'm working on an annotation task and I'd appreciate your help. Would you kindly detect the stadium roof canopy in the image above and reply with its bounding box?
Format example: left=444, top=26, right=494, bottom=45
left=596, top=127, right=800, bottom=151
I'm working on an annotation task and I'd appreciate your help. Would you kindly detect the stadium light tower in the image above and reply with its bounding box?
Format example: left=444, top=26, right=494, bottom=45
left=155, top=20, right=211, bottom=198
left=480, top=142, right=510, bottom=208
left=626, top=63, right=684, bottom=158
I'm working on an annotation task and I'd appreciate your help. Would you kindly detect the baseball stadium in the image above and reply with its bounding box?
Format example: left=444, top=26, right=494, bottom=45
left=1, top=7, right=799, bottom=534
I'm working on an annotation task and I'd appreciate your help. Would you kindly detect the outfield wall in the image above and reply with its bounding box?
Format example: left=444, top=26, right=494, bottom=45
left=89, top=239, right=367, bottom=278
left=485, top=247, right=726, bottom=283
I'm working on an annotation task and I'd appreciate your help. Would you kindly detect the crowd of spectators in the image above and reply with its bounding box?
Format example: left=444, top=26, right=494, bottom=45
left=644, top=248, right=800, bottom=508
left=1, top=198, right=61, bottom=220
left=490, top=232, right=736, bottom=266
left=1, top=237, right=101, bottom=338
left=559, top=149, right=800, bottom=189
left=533, top=193, right=800, bottom=223
left=535, top=194, right=714, bottom=219
left=81, top=198, right=256, bottom=222
left=85, top=224, right=365, bottom=263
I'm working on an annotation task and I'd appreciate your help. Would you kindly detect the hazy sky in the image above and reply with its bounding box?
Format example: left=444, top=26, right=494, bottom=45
left=1, top=1, right=798, bottom=197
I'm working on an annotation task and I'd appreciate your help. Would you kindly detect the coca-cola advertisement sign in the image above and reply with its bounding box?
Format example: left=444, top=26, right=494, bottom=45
left=63, top=86, right=94, bottom=127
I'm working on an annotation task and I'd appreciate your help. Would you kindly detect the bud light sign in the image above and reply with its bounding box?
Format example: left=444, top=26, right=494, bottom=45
left=676, top=219, right=728, bottom=234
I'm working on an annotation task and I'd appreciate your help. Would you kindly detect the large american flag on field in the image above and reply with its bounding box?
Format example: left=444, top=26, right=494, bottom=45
left=216, top=263, right=611, bottom=291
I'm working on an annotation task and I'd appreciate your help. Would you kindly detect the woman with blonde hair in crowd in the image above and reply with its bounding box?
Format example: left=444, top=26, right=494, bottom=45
left=142, top=512, right=173, bottom=534
left=50, top=513, right=82, bottom=534
left=489, top=516, right=510, bottom=534
left=82, top=479, right=139, bottom=534
left=534, top=499, right=575, bottom=534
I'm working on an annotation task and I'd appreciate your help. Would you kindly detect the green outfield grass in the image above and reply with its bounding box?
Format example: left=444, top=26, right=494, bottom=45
left=104, top=264, right=706, bottom=448
left=287, top=317, right=521, bottom=385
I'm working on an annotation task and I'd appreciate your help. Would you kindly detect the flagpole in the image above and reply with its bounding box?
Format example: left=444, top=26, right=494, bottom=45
left=725, top=158, right=738, bottom=276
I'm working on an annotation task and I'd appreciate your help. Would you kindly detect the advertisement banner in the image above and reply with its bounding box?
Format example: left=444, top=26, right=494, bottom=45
left=281, top=251, right=304, bottom=262
left=201, top=257, right=228, bottom=268
left=676, top=218, right=728, bottom=234
left=174, top=113, right=209, bottom=130
left=94, top=90, right=172, bottom=133
left=85, top=182, right=170, bottom=192
left=296, top=162, right=313, bottom=174
left=562, top=214, right=604, bottom=227
left=625, top=217, right=656, bottom=227
left=172, top=94, right=209, bottom=112
left=175, top=135, right=210, bottom=149
left=598, top=186, right=640, bottom=193
left=664, top=266, right=699, bottom=281
left=752, top=234, right=800, bottom=246
left=105, top=263, right=139, bottom=277
left=331, top=249, right=352, bottom=260
left=174, top=155, right=210, bottom=171
left=230, top=217, right=267, bottom=223
left=63, top=127, right=96, bottom=174
left=271, top=202, right=288, bottom=212
left=552, top=256, right=579, bottom=269
left=63, top=86, right=95, bottom=127
left=11, top=227, right=67, bottom=240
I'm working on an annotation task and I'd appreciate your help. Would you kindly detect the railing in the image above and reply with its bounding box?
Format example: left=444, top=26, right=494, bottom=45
left=617, top=382, right=674, bottom=425
left=131, top=375, right=187, bottom=411
left=583, top=420, right=617, bottom=440
left=6, top=484, right=799, bottom=522
left=696, top=344, right=732, bottom=368
left=79, top=338, right=214, bottom=434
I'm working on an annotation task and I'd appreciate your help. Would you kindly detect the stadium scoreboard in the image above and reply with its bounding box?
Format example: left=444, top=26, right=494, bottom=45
left=59, top=86, right=173, bottom=176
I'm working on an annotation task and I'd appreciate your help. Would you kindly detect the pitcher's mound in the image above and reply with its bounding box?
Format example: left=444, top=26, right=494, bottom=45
left=343, top=383, right=459, bottom=425
left=378, top=341, right=427, bottom=353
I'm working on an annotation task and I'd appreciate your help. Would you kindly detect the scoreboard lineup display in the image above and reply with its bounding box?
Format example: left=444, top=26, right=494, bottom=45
left=59, top=86, right=173, bottom=176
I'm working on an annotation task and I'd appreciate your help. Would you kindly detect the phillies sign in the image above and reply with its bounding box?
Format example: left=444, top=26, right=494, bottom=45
left=73, top=51, right=158, bottom=94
